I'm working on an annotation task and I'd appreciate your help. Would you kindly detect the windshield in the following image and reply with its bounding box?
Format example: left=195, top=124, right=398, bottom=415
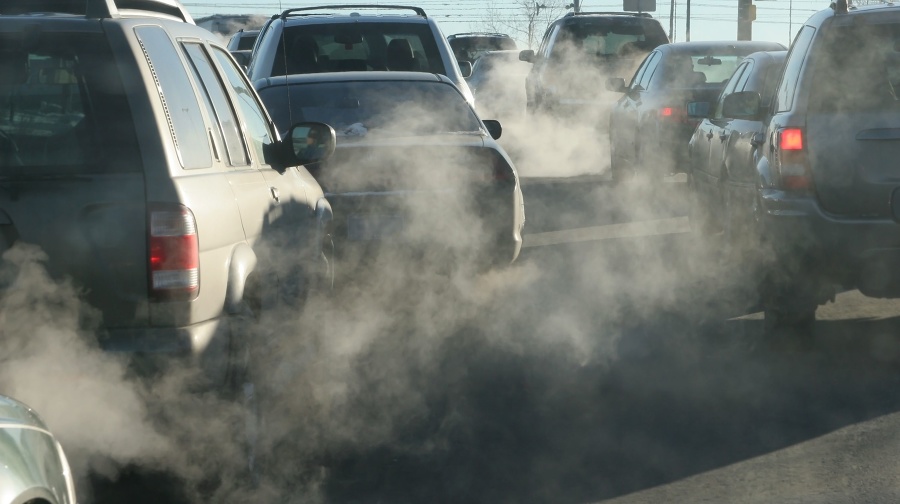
left=259, top=80, right=482, bottom=136
left=550, top=18, right=667, bottom=60
left=273, top=22, right=445, bottom=76
left=450, top=36, right=517, bottom=61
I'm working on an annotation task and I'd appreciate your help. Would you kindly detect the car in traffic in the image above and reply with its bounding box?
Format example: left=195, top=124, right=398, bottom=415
left=519, top=11, right=669, bottom=123
left=245, top=5, right=475, bottom=104
left=0, top=395, right=77, bottom=504
left=254, top=72, right=525, bottom=274
left=687, top=50, right=787, bottom=239
left=447, top=31, right=517, bottom=63
left=606, top=40, right=785, bottom=182
left=467, top=49, right=532, bottom=123
left=723, top=1, right=900, bottom=332
left=0, top=0, right=335, bottom=389
left=226, top=28, right=260, bottom=51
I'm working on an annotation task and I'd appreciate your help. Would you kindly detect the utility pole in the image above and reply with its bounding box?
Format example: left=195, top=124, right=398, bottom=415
left=685, top=0, right=691, bottom=41
left=669, top=0, right=675, bottom=41
left=738, top=0, right=755, bottom=40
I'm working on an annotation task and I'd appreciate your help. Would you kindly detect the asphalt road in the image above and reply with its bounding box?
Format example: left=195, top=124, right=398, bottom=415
left=89, top=176, right=900, bottom=503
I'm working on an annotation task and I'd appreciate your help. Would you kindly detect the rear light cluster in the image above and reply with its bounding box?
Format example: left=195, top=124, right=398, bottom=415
left=149, top=205, right=199, bottom=301
left=659, top=105, right=691, bottom=124
left=776, top=127, right=813, bottom=191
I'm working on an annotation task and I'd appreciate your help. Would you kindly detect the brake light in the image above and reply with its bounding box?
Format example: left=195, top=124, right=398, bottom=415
left=661, top=107, right=675, bottom=117
left=149, top=205, right=199, bottom=301
left=781, top=128, right=803, bottom=151
left=660, top=105, right=693, bottom=125
left=492, top=154, right=515, bottom=183
left=777, top=128, right=812, bottom=191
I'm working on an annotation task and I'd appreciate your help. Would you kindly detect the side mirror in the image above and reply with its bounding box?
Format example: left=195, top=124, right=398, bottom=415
left=722, top=91, right=762, bottom=120
left=686, top=101, right=711, bottom=119
left=286, top=122, right=336, bottom=168
left=482, top=119, right=502, bottom=140
left=605, top=77, right=627, bottom=93
left=458, top=60, right=473, bottom=79
left=519, top=49, right=535, bottom=63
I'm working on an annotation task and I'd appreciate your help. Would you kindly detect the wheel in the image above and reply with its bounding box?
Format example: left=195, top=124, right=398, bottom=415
left=609, top=134, right=634, bottom=184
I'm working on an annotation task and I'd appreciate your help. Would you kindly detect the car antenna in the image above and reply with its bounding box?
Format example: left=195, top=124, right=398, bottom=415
left=277, top=0, right=296, bottom=143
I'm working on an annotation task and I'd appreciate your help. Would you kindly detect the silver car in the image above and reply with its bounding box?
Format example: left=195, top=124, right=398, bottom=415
left=0, top=395, right=76, bottom=504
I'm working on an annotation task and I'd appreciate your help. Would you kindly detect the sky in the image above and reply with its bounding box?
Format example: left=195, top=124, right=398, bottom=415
left=182, top=0, right=831, bottom=48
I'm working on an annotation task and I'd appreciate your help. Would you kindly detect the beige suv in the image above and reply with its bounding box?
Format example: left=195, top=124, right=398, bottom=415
left=0, top=0, right=335, bottom=384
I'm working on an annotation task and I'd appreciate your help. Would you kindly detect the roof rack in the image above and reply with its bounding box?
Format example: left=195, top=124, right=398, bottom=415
left=831, top=0, right=850, bottom=13
left=0, top=0, right=193, bottom=23
left=447, top=32, right=512, bottom=39
left=564, top=11, right=653, bottom=17
left=281, top=5, right=427, bottom=19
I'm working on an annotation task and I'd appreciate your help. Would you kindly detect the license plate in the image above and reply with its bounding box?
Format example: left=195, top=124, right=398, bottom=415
left=347, top=214, right=405, bottom=241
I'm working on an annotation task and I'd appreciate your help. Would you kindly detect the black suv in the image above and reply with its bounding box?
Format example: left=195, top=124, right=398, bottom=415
left=737, top=1, right=900, bottom=330
left=519, top=11, right=668, bottom=122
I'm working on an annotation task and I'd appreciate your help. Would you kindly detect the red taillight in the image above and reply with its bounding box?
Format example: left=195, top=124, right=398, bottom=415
left=149, top=205, right=199, bottom=301
left=661, top=106, right=674, bottom=117
left=781, top=128, right=804, bottom=151
left=492, top=155, right=515, bottom=183
left=777, top=128, right=812, bottom=191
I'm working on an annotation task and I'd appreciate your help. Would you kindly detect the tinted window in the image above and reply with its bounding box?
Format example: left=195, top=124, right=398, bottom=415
left=259, top=81, right=481, bottom=136
left=775, top=26, right=815, bottom=112
left=714, top=61, right=749, bottom=119
left=551, top=18, right=667, bottom=60
left=182, top=42, right=249, bottom=166
left=136, top=26, right=211, bottom=169
left=213, top=47, right=274, bottom=164
left=808, top=22, right=900, bottom=113
left=449, top=36, right=517, bottom=61
left=661, top=53, right=746, bottom=88
left=0, top=31, right=139, bottom=174
left=733, top=60, right=754, bottom=91
left=274, top=22, right=444, bottom=76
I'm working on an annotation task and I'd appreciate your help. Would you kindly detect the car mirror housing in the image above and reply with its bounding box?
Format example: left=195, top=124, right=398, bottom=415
left=606, top=77, right=627, bottom=93
left=722, top=91, right=762, bottom=120
left=458, top=60, right=473, bottom=78
left=686, top=101, right=711, bottom=119
left=519, top=49, right=535, bottom=63
left=482, top=119, right=502, bottom=140
left=281, top=122, right=336, bottom=171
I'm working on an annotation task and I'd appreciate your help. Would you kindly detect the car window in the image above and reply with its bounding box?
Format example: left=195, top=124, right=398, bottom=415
left=182, top=42, right=250, bottom=167
left=760, top=55, right=786, bottom=113
left=212, top=47, right=275, bottom=165
left=714, top=61, right=749, bottom=119
left=629, top=50, right=655, bottom=87
left=539, top=25, right=558, bottom=59
left=639, top=51, right=662, bottom=89
left=734, top=59, right=755, bottom=91
left=0, top=31, right=139, bottom=174
left=661, top=53, right=746, bottom=88
left=808, top=21, right=900, bottom=113
left=450, top=36, right=517, bottom=61
left=135, top=26, right=211, bottom=170
left=258, top=80, right=481, bottom=136
left=273, top=22, right=444, bottom=76
left=775, top=25, right=815, bottom=112
left=552, top=19, right=656, bottom=60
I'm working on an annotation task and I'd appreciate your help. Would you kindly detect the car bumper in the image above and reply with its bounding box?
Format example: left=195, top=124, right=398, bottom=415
left=759, top=188, right=900, bottom=297
left=97, top=317, right=231, bottom=383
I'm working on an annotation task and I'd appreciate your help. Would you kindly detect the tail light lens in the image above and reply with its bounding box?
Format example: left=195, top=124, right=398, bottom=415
left=777, top=127, right=813, bottom=191
left=149, top=205, right=199, bottom=301
left=660, top=105, right=688, bottom=123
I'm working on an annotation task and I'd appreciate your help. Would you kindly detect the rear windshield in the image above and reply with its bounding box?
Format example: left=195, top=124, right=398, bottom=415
left=0, top=31, right=139, bottom=174
left=808, top=21, right=900, bottom=113
left=450, top=36, right=517, bottom=61
left=258, top=80, right=481, bottom=136
left=550, top=18, right=667, bottom=60
left=661, top=54, right=746, bottom=88
left=273, top=22, right=444, bottom=76
left=235, top=32, right=258, bottom=50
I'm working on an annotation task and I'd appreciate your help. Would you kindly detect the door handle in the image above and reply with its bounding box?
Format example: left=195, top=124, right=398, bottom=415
left=706, top=131, right=714, bottom=140
left=719, top=131, right=728, bottom=141
left=270, top=186, right=280, bottom=203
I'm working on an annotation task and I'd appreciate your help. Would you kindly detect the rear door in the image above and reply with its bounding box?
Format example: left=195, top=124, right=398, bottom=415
left=0, top=24, right=148, bottom=328
left=804, top=16, right=900, bottom=218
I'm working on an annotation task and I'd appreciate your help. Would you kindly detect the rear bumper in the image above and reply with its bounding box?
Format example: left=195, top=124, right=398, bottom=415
left=97, top=317, right=230, bottom=383
left=759, top=188, right=900, bottom=297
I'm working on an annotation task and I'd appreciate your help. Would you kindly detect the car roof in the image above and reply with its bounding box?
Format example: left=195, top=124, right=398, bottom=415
left=256, top=70, right=450, bottom=87
left=0, top=0, right=194, bottom=23
left=0, top=395, right=46, bottom=430
left=284, top=14, right=429, bottom=25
